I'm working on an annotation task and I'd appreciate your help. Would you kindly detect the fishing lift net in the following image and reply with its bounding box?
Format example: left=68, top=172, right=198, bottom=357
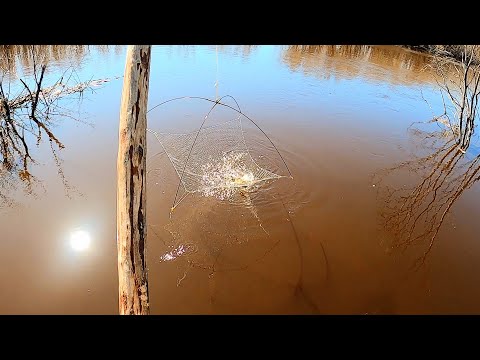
left=147, top=95, right=292, bottom=215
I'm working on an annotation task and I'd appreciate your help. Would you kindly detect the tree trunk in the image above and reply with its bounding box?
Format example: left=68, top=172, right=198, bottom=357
left=117, top=45, right=151, bottom=315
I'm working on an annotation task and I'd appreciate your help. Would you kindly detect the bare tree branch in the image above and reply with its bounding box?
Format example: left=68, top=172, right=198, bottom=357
left=0, top=45, right=112, bottom=204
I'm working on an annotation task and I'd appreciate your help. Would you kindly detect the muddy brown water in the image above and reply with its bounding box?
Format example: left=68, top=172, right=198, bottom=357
left=1, top=45, right=480, bottom=314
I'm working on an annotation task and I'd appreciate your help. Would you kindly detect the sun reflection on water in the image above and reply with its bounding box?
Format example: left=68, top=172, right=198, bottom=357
left=69, top=230, right=91, bottom=252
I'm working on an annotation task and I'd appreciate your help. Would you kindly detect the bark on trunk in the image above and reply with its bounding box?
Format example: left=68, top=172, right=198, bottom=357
left=117, top=45, right=151, bottom=315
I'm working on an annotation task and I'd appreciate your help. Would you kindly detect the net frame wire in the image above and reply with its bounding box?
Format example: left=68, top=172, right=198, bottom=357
left=146, top=95, right=293, bottom=216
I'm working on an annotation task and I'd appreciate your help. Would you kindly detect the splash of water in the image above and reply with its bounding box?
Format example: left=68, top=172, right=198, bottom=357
left=200, top=152, right=258, bottom=200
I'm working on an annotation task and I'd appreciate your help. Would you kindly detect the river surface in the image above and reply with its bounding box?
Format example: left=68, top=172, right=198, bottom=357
left=1, top=45, right=480, bottom=314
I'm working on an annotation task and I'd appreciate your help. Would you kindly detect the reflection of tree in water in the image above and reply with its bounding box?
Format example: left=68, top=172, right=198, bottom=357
left=0, top=164, right=17, bottom=208
left=0, top=45, right=124, bottom=78
left=375, top=114, right=479, bottom=269
left=282, top=45, right=434, bottom=84
left=376, top=134, right=480, bottom=268
left=428, top=45, right=480, bottom=151
left=1, top=45, right=86, bottom=76
left=215, top=45, right=258, bottom=59
left=376, top=45, right=480, bottom=268
left=0, top=45, right=112, bottom=207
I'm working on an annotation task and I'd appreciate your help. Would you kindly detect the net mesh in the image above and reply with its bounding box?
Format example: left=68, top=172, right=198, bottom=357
left=147, top=95, right=292, bottom=211
left=149, top=118, right=283, bottom=205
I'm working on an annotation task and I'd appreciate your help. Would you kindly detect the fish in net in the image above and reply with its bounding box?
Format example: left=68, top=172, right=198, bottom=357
left=147, top=95, right=292, bottom=214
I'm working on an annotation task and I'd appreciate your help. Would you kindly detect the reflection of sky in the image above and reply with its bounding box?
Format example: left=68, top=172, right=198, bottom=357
left=50, top=45, right=446, bottom=136
left=147, top=46, right=441, bottom=142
